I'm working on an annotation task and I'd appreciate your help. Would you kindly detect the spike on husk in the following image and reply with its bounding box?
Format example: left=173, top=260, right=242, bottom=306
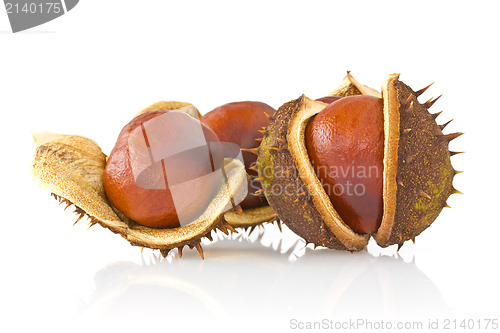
left=415, top=83, right=434, bottom=97
left=431, top=111, right=443, bottom=119
left=423, top=95, right=442, bottom=109
left=439, top=119, right=453, bottom=130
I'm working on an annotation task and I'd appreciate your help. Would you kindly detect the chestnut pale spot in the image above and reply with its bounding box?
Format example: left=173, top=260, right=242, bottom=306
left=201, top=101, right=276, bottom=209
left=305, top=95, right=384, bottom=234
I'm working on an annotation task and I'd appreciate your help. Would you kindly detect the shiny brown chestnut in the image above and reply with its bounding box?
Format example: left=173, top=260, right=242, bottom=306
left=103, top=110, right=225, bottom=229
left=201, top=101, right=276, bottom=209
left=306, top=95, right=384, bottom=234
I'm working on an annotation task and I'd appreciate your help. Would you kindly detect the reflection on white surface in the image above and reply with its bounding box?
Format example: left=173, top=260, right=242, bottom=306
left=79, top=224, right=446, bottom=328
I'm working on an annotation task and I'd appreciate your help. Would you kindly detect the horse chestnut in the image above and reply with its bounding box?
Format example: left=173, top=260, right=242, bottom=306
left=201, top=101, right=276, bottom=209
left=256, top=73, right=462, bottom=251
left=306, top=95, right=384, bottom=234
left=103, top=110, right=225, bottom=228
left=32, top=102, right=248, bottom=258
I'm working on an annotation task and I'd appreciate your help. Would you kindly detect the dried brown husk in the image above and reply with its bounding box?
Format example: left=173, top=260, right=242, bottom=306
left=257, top=73, right=460, bottom=250
left=32, top=104, right=248, bottom=258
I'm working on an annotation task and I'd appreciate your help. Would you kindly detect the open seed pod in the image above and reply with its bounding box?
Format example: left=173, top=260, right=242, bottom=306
left=256, top=73, right=462, bottom=251
left=139, top=102, right=279, bottom=234
left=32, top=103, right=248, bottom=259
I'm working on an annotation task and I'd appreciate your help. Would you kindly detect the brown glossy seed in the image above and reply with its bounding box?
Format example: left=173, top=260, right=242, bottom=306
left=201, top=101, right=276, bottom=209
left=306, top=95, right=384, bottom=234
left=103, top=110, right=224, bottom=228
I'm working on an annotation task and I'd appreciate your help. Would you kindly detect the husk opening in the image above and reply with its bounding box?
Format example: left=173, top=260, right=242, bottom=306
left=286, top=96, right=370, bottom=250
left=32, top=131, right=247, bottom=252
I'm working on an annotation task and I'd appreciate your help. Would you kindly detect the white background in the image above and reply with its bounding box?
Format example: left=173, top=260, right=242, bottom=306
left=1, top=1, right=499, bottom=332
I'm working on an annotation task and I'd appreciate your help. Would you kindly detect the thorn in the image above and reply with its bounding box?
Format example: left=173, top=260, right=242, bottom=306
left=424, top=95, right=442, bottom=109
left=255, top=137, right=262, bottom=142
left=407, top=100, right=414, bottom=112
left=254, top=189, right=265, bottom=195
left=235, top=205, right=243, bottom=213
left=263, top=112, right=271, bottom=118
left=282, top=170, right=293, bottom=175
left=205, top=233, right=213, bottom=242
left=397, top=243, right=404, bottom=251
left=403, top=128, right=412, bottom=134
left=73, top=214, right=85, bottom=226
left=417, top=189, right=431, bottom=199
left=276, top=221, right=282, bottom=232
left=398, top=180, right=404, bottom=187
left=415, top=82, right=434, bottom=97
left=438, top=132, right=464, bottom=143
left=454, top=170, right=464, bottom=174
left=160, top=249, right=170, bottom=258
left=421, top=217, right=429, bottom=226
left=277, top=138, right=286, bottom=143
left=195, top=244, right=205, bottom=260
left=439, top=119, right=453, bottom=131
left=241, top=148, right=259, bottom=155
left=64, top=202, right=72, bottom=210
left=404, top=93, right=415, bottom=106
left=444, top=202, right=451, bottom=208
left=452, top=188, right=463, bottom=195
left=411, top=237, right=416, bottom=244
left=449, top=151, right=464, bottom=156
left=293, top=198, right=299, bottom=203
left=254, top=177, right=265, bottom=181
left=225, top=222, right=237, bottom=233
left=88, top=222, right=96, bottom=229
left=302, top=202, right=308, bottom=209
left=177, top=247, right=183, bottom=258
left=262, top=145, right=280, bottom=151
left=248, top=165, right=257, bottom=170
left=298, top=191, right=306, bottom=196
left=258, top=129, right=267, bottom=134
left=431, top=111, right=443, bottom=120
left=248, top=225, right=257, bottom=236
left=218, top=224, right=229, bottom=235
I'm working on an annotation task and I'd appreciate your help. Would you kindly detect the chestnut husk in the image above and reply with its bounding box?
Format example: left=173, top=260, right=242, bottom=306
left=31, top=102, right=248, bottom=259
left=256, top=73, right=461, bottom=251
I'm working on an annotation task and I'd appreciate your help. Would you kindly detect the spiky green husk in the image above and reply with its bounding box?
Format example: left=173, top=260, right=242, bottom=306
left=257, top=74, right=462, bottom=251
left=374, top=77, right=461, bottom=247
